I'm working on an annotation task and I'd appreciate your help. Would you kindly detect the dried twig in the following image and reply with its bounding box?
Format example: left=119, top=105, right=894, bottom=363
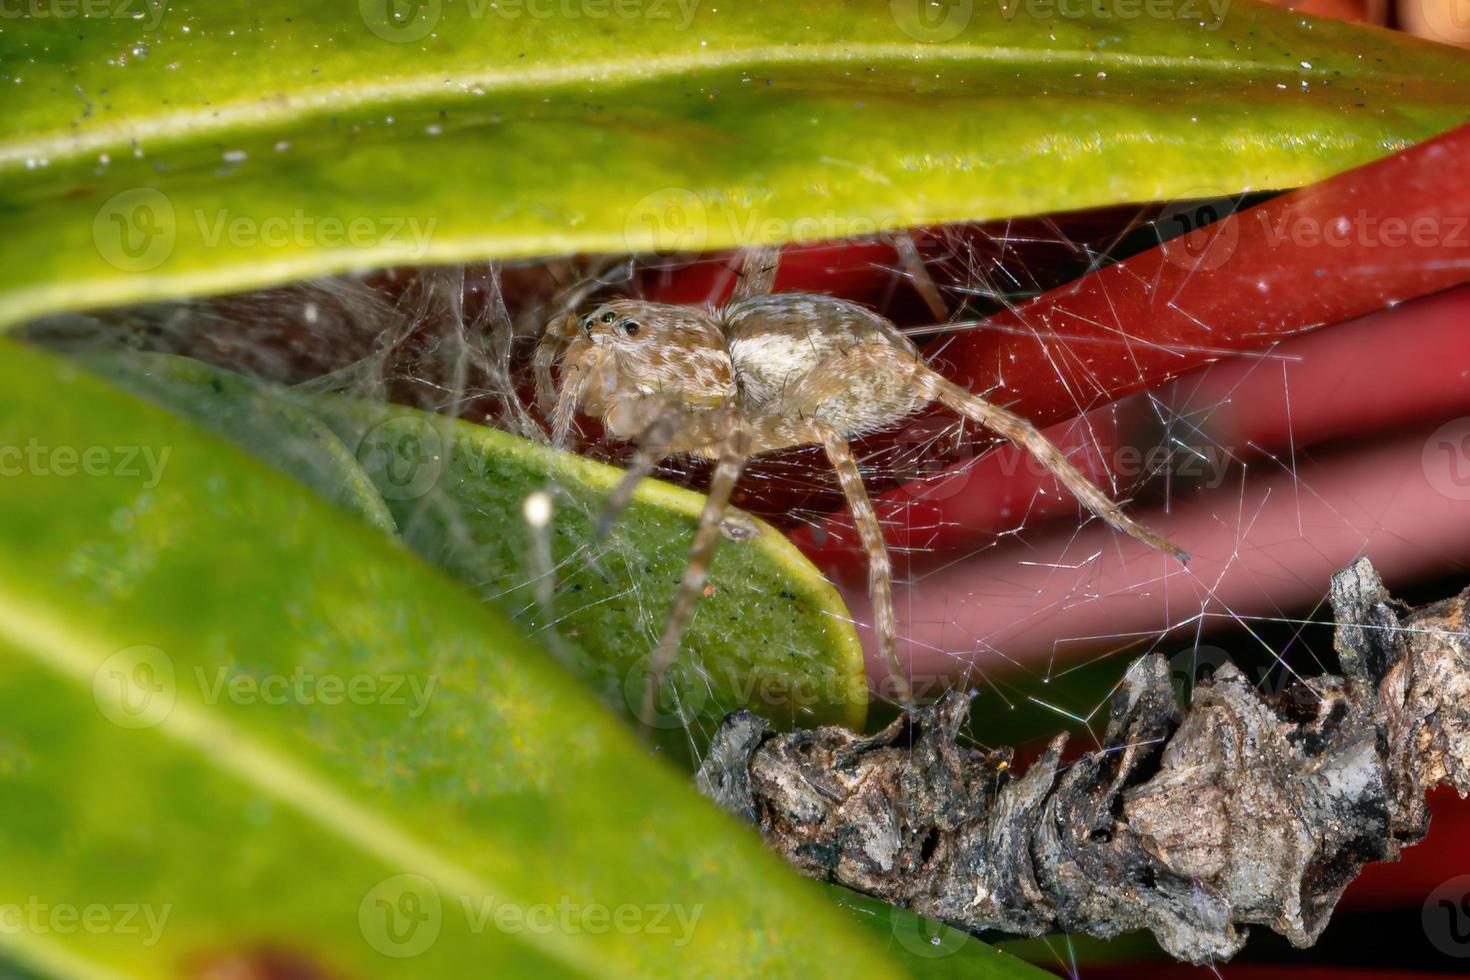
left=696, top=559, right=1470, bottom=963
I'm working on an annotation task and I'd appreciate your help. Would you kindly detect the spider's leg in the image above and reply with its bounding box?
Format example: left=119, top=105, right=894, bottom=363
left=729, top=245, right=781, bottom=303
left=640, top=415, right=752, bottom=730
left=594, top=404, right=684, bottom=541
left=549, top=364, right=584, bottom=448
left=918, top=367, right=1189, bottom=564
left=890, top=231, right=947, bottom=323
left=534, top=312, right=579, bottom=416
left=811, top=422, right=913, bottom=708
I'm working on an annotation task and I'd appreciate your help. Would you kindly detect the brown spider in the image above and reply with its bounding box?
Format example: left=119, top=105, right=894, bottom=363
left=536, top=249, right=1187, bottom=727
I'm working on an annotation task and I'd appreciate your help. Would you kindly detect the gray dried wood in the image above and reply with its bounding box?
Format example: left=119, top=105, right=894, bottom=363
left=696, top=559, right=1470, bottom=962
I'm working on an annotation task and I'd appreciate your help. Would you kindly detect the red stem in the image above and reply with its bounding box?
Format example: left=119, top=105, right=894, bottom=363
left=800, top=283, right=1470, bottom=567
left=792, top=121, right=1470, bottom=567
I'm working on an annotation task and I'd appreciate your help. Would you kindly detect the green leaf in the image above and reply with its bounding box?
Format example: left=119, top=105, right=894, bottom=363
left=78, top=350, right=868, bottom=735
left=75, top=349, right=398, bottom=535
left=0, top=338, right=917, bottom=977
left=4, top=1, right=1469, bottom=326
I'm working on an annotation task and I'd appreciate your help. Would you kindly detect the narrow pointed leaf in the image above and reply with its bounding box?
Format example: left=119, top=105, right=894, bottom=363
left=3, top=1, right=1470, bottom=325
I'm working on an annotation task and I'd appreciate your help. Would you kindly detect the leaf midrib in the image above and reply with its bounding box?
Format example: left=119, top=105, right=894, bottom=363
left=0, top=41, right=1418, bottom=171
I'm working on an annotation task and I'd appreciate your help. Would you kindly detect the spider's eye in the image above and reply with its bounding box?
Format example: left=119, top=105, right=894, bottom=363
left=622, top=320, right=640, bottom=337
left=600, top=310, right=616, bottom=324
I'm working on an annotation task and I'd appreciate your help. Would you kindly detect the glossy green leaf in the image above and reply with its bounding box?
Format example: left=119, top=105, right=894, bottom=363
left=76, top=349, right=398, bottom=534
left=0, top=338, right=914, bottom=977
left=3, top=1, right=1470, bottom=326
left=78, top=349, right=869, bottom=735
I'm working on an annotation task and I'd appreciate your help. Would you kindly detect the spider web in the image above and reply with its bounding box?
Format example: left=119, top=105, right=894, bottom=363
left=21, top=204, right=1453, bottom=795
left=25, top=197, right=1470, bottom=972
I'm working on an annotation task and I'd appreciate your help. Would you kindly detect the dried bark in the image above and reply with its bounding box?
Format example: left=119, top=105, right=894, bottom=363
left=695, top=559, right=1470, bottom=963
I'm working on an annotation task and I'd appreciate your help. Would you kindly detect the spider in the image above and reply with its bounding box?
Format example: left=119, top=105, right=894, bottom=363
left=536, top=248, right=1187, bottom=728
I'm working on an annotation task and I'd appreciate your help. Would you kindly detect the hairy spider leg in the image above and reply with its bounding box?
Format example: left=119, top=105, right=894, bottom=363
left=889, top=231, right=948, bottom=322
left=901, top=355, right=1191, bottom=564
left=535, top=311, right=582, bottom=417
left=729, top=245, right=781, bottom=304
left=640, top=413, right=753, bottom=730
left=595, top=403, right=686, bottom=542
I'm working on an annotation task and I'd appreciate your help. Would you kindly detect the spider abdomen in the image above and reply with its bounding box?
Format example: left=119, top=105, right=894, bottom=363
left=723, top=292, right=928, bottom=438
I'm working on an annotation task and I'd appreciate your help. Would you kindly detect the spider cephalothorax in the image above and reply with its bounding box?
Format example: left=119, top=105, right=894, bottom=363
left=550, top=300, right=737, bottom=447
left=537, top=250, right=1187, bottom=727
